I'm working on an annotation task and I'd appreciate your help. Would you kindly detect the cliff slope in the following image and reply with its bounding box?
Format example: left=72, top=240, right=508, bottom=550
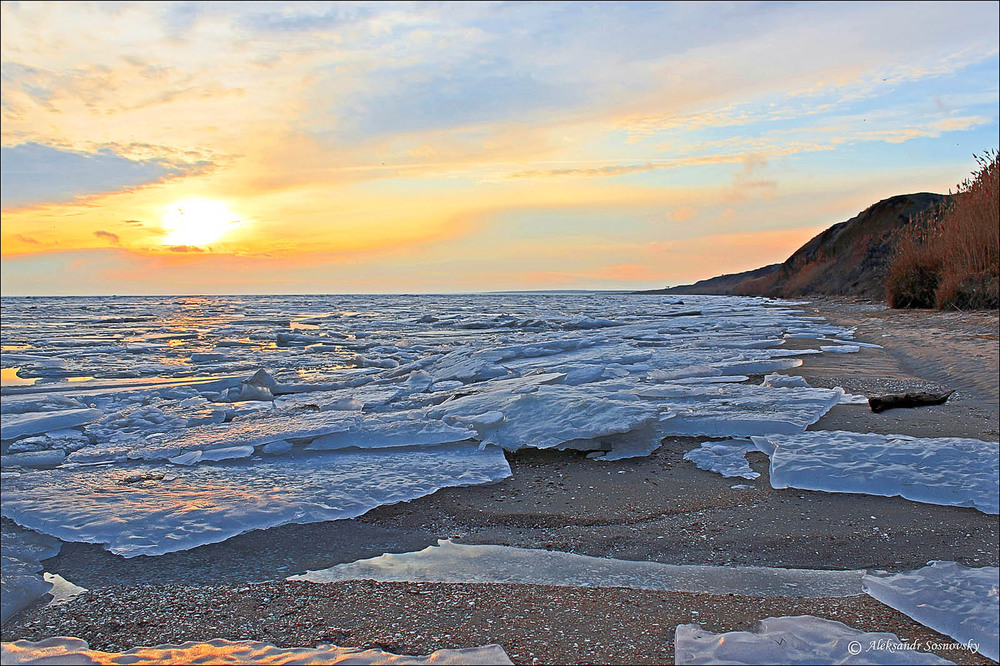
left=642, top=192, right=950, bottom=299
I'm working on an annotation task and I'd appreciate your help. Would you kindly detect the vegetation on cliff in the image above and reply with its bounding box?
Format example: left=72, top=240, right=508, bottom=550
left=887, top=151, right=999, bottom=310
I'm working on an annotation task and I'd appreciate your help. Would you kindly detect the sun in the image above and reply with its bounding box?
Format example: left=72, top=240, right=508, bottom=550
left=161, top=200, right=242, bottom=247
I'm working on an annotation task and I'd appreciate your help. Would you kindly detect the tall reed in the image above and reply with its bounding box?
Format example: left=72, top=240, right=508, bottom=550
left=887, top=150, right=999, bottom=310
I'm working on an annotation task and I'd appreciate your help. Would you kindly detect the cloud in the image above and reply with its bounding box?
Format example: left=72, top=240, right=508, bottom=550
left=167, top=245, right=204, bottom=253
left=94, top=230, right=120, bottom=244
left=670, top=207, right=698, bottom=222
left=0, top=142, right=211, bottom=209
left=509, top=162, right=669, bottom=179
left=15, top=234, right=40, bottom=245
left=728, top=153, right=778, bottom=202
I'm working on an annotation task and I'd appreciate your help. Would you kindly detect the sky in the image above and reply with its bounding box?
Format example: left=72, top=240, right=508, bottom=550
left=1, top=1, right=998, bottom=296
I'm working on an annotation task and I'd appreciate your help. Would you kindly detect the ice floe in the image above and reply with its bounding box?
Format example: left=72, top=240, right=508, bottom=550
left=637, top=384, right=843, bottom=438
left=684, top=439, right=760, bottom=479
left=675, top=615, right=953, bottom=665
left=291, top=539, right=865, bottom=598
left=1, top=446, right=510, bottom=557
left=863, top=561, right=999, bottom=661
left=1, top=409, right=102, bottom=442
left=751, top=431, right=999, bottom=514
left=0, top=523, right=61, bottom=624
left=0, top=637, right=513, bottom=665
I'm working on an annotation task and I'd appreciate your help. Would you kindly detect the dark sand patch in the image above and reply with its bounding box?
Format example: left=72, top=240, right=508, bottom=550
left=6, top=581, right=995, bottom=665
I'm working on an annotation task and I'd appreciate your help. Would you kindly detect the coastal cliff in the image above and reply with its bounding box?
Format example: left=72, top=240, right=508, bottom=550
left=642, top=192, right=951, bottom=300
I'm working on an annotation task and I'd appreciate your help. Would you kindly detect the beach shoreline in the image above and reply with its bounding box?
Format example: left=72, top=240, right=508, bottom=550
left=3, top=298, right=998, bottom=664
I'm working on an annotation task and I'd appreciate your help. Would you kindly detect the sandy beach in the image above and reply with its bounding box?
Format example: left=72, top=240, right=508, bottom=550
left=2, top=298, right=998, bottom=665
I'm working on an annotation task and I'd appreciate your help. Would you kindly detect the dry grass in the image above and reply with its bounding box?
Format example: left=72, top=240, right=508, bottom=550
left=887, top=150, right=999, bottom=310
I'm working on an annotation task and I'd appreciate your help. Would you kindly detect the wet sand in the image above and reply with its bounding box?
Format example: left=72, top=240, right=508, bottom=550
left=3, top=299, right=998, bottom=664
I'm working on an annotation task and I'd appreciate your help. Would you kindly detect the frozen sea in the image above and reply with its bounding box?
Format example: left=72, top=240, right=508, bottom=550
left=2, top=292, right=997, bottom=631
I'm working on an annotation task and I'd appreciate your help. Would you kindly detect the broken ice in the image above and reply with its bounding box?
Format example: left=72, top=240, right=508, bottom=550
left=292, top=539, right=866, bottom=598
left=751, top=431, right=999, bottom=514
left=2, top=294, right=867, bottom=556
left=675, top=615, right=953, bottom=665
left=2, top=446, right=510, bottom=557
left=863, top=561, right=999, bottom=661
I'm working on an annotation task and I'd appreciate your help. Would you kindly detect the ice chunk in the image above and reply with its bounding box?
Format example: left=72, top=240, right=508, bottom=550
left=2, top=445, right=510, bottom=557
left=429, top=380, right=464, bottom=392
left=243, top=369, right=278, bottom=391
left=199, top=446, right=255, bottom=462
left=149, top=409, right=361, bottom=457
left=562, top=365, right=608, bottom=386
left=292, top=540, right=865, bottom=598
left=437, top=385, right=660, bottom=454
left=167, top=450, right=201, bottom=466
left=674, top=375, right=749, bottom=384
left=405, top=369, right=435, bottom=393
left=821, top=344, right=860, bottom=353
left=189, top=352, right=232, bottom=363
left=684, top=440, right=759, bottom=479
left=648, top=364, right=722, bottom=382
left=751, top=431, right=999, bottom=514
left=42, top=573, right=86, bottom=606
left=863, top=562, right=999, bottom=661
left=224, top=383, right=274, bottom=402
left=305, top=413, right=474, bottom=451
left=1, top=523, right=61, bottom=624
left=0, top=637, right=514, bottom=665
left=675, top=616, right=953, bottom=665
left=1, top=409, right=102, bottom=441
left=762, top=373, right=810, bottom=388
left=1, top=394, right=86, bottom=415
left=1, top=450, right=66, bottom=468
left=259, top=440, right=292, bottom=455
left=640, top=385, right=842, bottom=438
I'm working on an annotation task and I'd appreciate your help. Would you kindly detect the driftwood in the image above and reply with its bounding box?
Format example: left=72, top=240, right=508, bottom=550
left=868, top=390, right=954, bottom=413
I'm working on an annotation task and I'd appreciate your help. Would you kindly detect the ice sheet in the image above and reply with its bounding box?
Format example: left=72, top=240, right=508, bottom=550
left=675, top=615, right=953, bottom=665
left=863, top=562, right=999, bottom=661
left=0, top=637, right=514, bottom=665
left=2, top=446, right=510, bottom=557
left=291, top=540, right=865, bottom=598
left=751, top=431, right=999, bottom=514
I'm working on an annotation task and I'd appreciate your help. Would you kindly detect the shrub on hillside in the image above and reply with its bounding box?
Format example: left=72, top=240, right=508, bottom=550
left=887, top=150, right=999, bottom=310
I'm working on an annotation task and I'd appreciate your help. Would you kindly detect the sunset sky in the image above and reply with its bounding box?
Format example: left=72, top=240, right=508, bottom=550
left=2, top=1, right=998, bottom=296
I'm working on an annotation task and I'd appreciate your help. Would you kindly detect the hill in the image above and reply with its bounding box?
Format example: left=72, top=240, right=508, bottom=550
left=640, top=192, right=951, bottom=299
